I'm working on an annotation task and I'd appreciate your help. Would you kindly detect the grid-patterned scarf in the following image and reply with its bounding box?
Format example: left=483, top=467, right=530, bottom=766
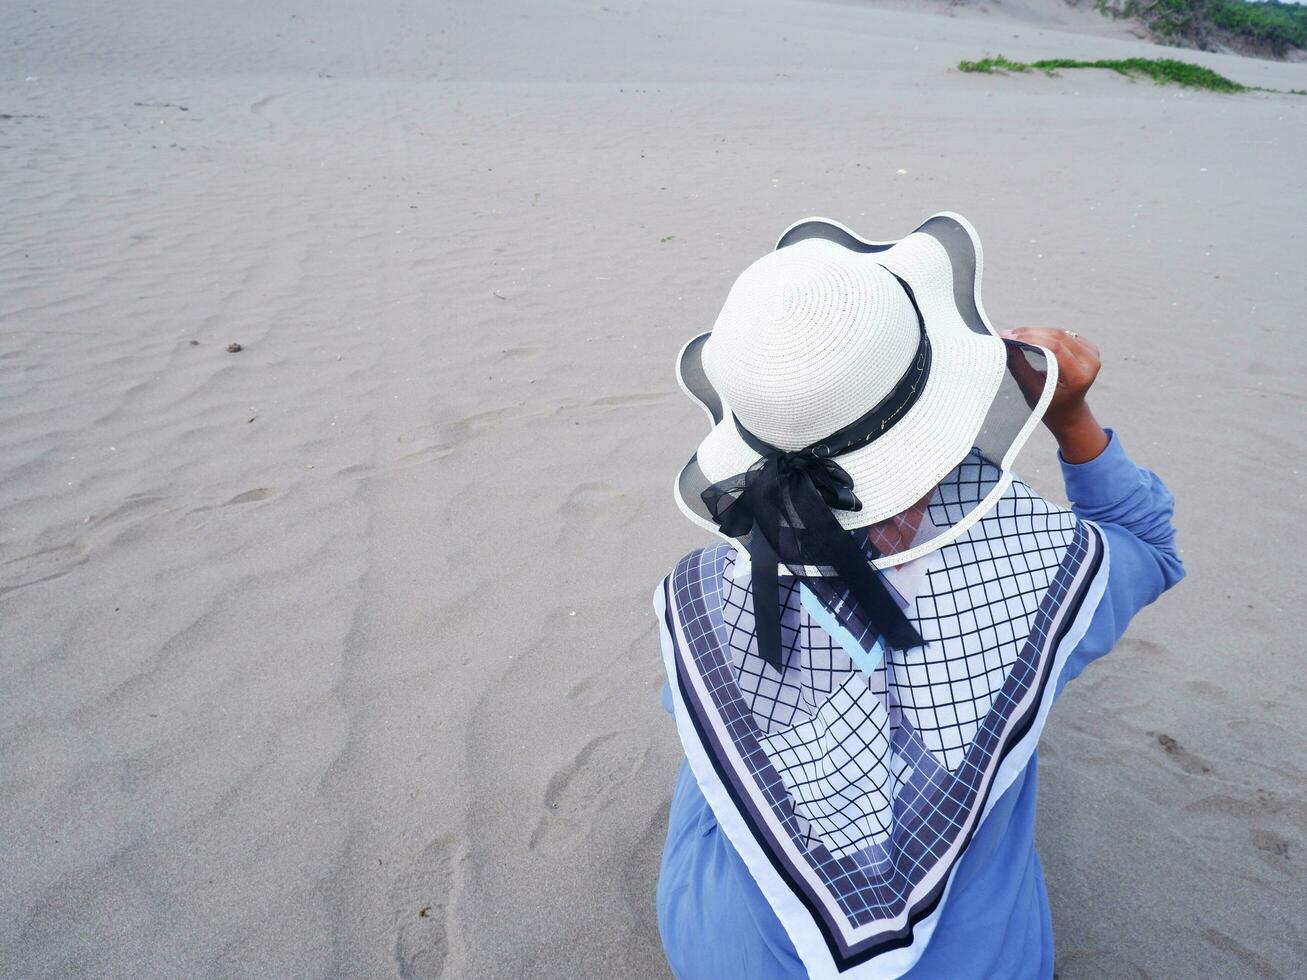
left=655, top=457, right=1109, bottom=978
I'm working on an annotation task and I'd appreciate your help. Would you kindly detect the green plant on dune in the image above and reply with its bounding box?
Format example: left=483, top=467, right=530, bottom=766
left=958, top=55, right=1035, bottom=73
left=958, top=55, right=1249, bottom=91
left=1095, top=0, right=1307, bottom=55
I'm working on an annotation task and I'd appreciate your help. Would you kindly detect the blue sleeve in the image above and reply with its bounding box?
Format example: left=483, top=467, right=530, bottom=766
left=1055, top=428, right=1186, bottom=693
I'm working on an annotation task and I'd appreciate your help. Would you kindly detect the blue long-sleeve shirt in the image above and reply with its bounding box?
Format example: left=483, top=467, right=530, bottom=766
left=656, top=430, right=1184, bottom=979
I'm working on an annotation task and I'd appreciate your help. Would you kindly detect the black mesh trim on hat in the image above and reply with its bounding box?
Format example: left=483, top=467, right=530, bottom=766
left=776, top=220, right=893, bottom=255
left=676, top=332, right=723, bottom=425
left=912, top=215, right=985, bottom=337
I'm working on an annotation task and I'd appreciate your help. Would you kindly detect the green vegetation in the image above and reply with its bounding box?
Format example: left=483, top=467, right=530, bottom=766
left=958, top=55, right=1033, bottom=73
left=1100, top=0, right=1307, bottom=56
left=958, top=55, right=1248, bottom=91
left=1207, top=0, right=1307, bottom=50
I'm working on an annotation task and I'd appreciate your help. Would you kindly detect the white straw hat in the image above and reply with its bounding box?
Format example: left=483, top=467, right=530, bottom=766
left=674, top=212, right=1058, bottom=568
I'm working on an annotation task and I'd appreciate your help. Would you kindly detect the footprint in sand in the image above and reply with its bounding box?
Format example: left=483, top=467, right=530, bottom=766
left=396, top=407, right=522, bottom=466
left=1250, top=828, right=1291, bottom=862
left=224, top=488, right=276, bottom=505
left=248, top=93, right=283, bottom=127
left=1147, top=730, right=1212, bottom=775
left=529, top=731, right=648, bottom=853
left=551, top=391, right=674, bottom=421
left=405, top=405, right=528, bottom=462
left=93, top=494, right=163, bottom=524
left=397, top=441, right=456, bottom=465
left=1201, top=927, right=1284, bottom=978
left=390, top=834, right=461, bottom=980
left=566, top=674, right=629, bottom=708
left=566, top=677, right=607, bottom=708
left=1184, top=678, right=1226, bottom=702
left=182, top=488, right=279, bottom=524
left=590, top=392, right=672, bottom=408
left=558, top=481, right=641, bottom=536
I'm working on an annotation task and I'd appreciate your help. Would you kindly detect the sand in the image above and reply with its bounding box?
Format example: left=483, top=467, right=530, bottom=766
left=1, top=0, right=1304, bottom=977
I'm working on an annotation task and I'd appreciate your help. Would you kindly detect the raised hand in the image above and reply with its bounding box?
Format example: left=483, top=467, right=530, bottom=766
left=1001, top=327, right=1109, bottom=465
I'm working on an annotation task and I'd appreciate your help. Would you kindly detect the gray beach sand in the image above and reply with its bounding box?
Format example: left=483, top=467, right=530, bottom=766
left=2, top=0, right=1304, bottom=976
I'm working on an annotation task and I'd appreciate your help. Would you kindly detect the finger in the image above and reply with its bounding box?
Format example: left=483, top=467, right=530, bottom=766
left=1006, top=326, right=1085, bottom=342
left=1006, top=327, right=1093, bottom=372
left=1002, top=328, right=1069, bottom=354
left=1004, top=328, right=1099, bottom=389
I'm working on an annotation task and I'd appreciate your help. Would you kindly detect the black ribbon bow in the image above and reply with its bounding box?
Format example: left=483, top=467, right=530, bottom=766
left=700, top=268, right=932, bottom=671
left=702, top=446, right=924, bottom=670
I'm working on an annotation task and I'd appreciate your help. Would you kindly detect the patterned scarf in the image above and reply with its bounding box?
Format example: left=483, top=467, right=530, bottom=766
left=655, top=454, right=1110, bottom=978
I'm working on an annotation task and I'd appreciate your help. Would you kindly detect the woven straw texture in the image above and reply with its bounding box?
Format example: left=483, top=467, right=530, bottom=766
left=695, top=233, right=1006, bottom=528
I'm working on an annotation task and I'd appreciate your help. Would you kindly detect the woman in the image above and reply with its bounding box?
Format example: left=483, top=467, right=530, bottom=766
left=653, top=215, right=1184, bottom=979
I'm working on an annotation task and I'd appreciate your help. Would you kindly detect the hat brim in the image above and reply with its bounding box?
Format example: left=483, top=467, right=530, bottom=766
left=673, top=213, right=1058, bottom=571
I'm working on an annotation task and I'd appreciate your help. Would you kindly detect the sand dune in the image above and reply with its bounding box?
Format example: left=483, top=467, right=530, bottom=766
left=1, top=0, right=1304, bottom=977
